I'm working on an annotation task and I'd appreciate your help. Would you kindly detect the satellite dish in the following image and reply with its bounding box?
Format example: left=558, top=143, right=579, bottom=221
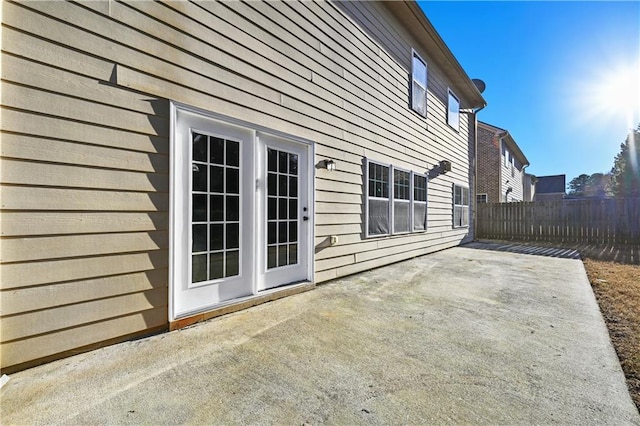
left=472, top=79, right=486, bottom=94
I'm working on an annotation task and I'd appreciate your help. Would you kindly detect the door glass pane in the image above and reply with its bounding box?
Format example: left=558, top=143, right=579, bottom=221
left=210, top=166, right=224, bottom=193
left=268, top=173, right=277, bottom=196
left=288, top=244, right=297, bottom=264
left=267, top=148, right=278, bottom=172
left=279, top=175, right=287, bottom=197
left=279, top=198, right=287, bottom=220
left=267, top=147, right=299, bottom=270
left=268, top=197, right=277, bottom=220
left=193, top=134, right=208, bottom=162
left=267, top=246, right=277, bottom=268
left=210, top=195, right=224, bottom=221
left=279, top=151, right=288, bottom=173
left=191, top=131, right=241, bottom=283
left=210, top=252, right=224, bottom=279
left=278, top=222, right=287, bottom=243
left=289, top=199, right=297, bottom=219
left=226, top=196, right=239, bottom=221
left=289, top=177, right=297, bottom=197
left=193, top=194, right=207, bottom=222
left=210, top=224, right=223, bottom=251
left=226, top=168, right=239, bottom=194
left=193, top=224, right=207, bottom=252
left=278, top=244, right=287, bottom=267
left=289, top=154, right=298, bottom=175
left=226, top=140, right=239, bottom=167
left=210, top=137, right=224, bottom=165
left=192, top=254, right=207, bottom=283
left=193, top=164, right=207, bottom=192
left=268, top=222, right=277, bottom=244
left=289, top=221, right=297, bottom=242
left=226, top=251, right=239, bottom=276
left=226, top=223, right=239, bottom=249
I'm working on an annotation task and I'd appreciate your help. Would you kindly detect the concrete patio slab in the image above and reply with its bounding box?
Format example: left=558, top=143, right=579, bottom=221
left=2, top=243, right=638, bottom=425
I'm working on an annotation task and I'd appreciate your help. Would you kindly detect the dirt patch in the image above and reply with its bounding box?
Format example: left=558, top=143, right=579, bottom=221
left=583, top=259, right=640, bottom=410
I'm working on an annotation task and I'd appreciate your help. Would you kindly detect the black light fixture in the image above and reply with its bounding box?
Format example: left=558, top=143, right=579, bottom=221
left=323, top=159, right=336, bottom=171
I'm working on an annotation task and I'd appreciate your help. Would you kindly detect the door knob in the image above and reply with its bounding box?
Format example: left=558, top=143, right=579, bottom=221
left=303, top=216, right=309, bottom=221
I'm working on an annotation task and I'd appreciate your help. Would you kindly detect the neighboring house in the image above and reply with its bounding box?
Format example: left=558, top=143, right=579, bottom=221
left=0, top=0, right=485, bottom=372
left=534, top=175, right=567, bottom=201
left=523, top=173, right=538, bottom=202
left=476, top=122, right=530, bottom=203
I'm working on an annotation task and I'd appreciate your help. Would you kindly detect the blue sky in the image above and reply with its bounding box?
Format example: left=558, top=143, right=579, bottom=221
left=419, top=1, right=640, bottom=185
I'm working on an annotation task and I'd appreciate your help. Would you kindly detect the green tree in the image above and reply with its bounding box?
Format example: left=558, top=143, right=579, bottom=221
left=568, top=174, right=589, bottom=196
left=585, top=173, right=613, bottom=197
left=568, top=173, right=613, bottom=198
left=610, top=124, right=640, bottom=198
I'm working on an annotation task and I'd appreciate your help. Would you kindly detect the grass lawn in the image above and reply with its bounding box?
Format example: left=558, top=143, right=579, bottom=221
left=583, top=259, right=640, bottom=410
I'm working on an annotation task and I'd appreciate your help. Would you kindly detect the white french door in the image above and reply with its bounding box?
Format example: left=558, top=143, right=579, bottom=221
left=170, top=105, right=312, bottom=321
left=256, top=133, right=311, bottom=291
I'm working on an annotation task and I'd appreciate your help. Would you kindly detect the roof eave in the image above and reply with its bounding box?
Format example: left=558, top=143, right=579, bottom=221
left=502, top=132, right=530, bottom=167
left=383, top=1, right=486, bottom=109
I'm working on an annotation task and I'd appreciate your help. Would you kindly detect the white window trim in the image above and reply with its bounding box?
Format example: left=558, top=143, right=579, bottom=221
left=365, top=159, right=392, bottom=238
left=447, top=89, right=460, bottom=131
left=477, top=193, right=488, bottom=203
left=411, top=49, right=428, bottom=117
left=453, top=184, right=470, bottom=228
left=366, top=159, right=429, bottom=237
left=412, top=172, right=428, bottom=232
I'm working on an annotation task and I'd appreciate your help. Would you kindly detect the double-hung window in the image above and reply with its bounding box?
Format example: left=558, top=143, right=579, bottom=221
left=366, top=160, right=428, bottom=237
left=453, top=184, right=470, bottom=228
left=367, top=161, right=390, bottom=236
left=447, top=89, right=460, bottom=131
left=411, top=50, right=427, bottom=117
left=413, top=174, right=427, bottom=231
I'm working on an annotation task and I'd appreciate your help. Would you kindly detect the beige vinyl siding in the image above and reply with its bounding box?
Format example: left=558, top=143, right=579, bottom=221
left=1, top=0, right=476, bottom=370
left=0, top=1, right=170, bottom=371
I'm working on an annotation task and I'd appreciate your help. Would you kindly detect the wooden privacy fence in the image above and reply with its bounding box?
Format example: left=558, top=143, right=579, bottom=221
left=477, top=198, right=640, bottom=245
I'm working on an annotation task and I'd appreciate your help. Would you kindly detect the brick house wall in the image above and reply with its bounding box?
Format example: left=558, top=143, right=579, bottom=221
left=476, top=124, right=501, bottom=203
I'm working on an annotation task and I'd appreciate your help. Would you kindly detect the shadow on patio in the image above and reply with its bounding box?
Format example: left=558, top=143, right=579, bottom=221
left=469, top=239, right=639, bottom=265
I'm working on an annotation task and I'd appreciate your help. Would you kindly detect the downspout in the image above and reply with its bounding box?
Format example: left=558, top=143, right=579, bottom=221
left=472, top=105, right=486, bottom=241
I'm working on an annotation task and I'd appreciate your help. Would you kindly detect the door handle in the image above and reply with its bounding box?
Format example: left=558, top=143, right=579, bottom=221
left=303, top=216, right=309, bottom=221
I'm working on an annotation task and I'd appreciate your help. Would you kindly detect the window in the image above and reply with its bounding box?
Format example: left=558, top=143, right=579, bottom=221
left=447, top=89, right=460, bottom=130
left=393, top=169, right=411, bottom=233
left=413, top=174, right=427, bottom=231
left=411, top=50, right=427, bottom=116
left=477, top=193, right=488, bottom=203
left=367, top=161, right=390, bottom=236
left=453, top=184, right=470, bottom=228
left=366, top=160, right=428, bottom=237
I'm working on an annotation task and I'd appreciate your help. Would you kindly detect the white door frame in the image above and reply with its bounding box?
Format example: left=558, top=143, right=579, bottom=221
left=169, top=102, right=315, bottom=321
left=255, top=132, right=313, bottom=291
